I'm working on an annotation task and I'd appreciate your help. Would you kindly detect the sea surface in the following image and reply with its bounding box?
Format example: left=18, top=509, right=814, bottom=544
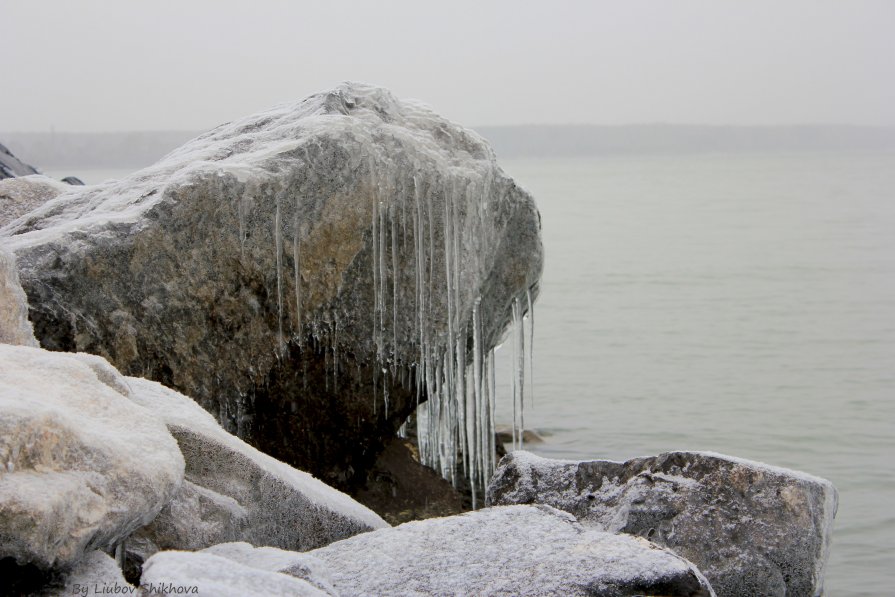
left=492, top=153, right=895, bottom=597
left=57, top=155, right=894, bottom=596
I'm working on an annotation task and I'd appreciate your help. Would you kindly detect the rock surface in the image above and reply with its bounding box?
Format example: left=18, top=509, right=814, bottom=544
left=125, top=376, right=387, bottom=563
left=201, top=542, right=337, bottom=595
left=488, top=451, right=837, bottom=597
left=0, top=175, right=69, bottom=227
left=0, top=247, right=38, bottom=346
left=48, top=551, right=131, bottom=597
left=0, top=142, right=39, bottom=179
left=1, top=83, right=544, bottom=491
left=0, top=345, right=184, bottom=569
left=308, top=504, right=714, bottom=596
left=353, top=437, right=464, bottom=525
left=141, top=550, right=329, bottom=597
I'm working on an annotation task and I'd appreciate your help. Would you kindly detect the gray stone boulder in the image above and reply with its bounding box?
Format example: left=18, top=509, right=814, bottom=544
left=307, top=504, right=714, bottom=596
left=0, top=247, right=37, bottom=346
left=0, top=345, right=184, bottom=570
left=0, top=175, right=69, bottom=227
left=488, top=451, right=838, bottom=597
left=0, top=142, right=39, bottom=179
left=140, top=550, right=329, bottom=597
left=125, top=376, right=387, bottom=564
left=1, top=82, right=544, bottom=491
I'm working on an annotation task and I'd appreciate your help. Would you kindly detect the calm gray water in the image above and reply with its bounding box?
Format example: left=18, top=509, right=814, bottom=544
left=60, top=157, right=894, bottom=595
left=493, top=153, right=895, bottom=597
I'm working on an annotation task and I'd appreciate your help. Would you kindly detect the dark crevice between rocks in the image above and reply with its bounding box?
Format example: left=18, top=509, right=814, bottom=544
left=0, top=558, right=64, bottom=597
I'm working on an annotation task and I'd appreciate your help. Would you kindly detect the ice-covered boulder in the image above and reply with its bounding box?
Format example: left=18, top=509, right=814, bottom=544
left=140, top=551, right=329, bottom=597
left=0, top=247, right=37, bottom=346
left=0, top=345, right=184, bottom=570
left=307, top=504, right=714, bottom=596
left=125, top=376, right=386, bottom=563
left=0, top=175, right=70, bottom=227
left=1, top=83, right=543, bottom=491
left=488, top=451, right=837, bottom=597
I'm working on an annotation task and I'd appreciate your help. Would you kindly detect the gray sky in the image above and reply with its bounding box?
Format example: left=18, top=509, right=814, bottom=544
left=2, top=1, right=893, bottom=132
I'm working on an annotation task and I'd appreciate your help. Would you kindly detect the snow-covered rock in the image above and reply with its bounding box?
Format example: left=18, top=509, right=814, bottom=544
left=201, top=542, right=336, bottom=595
left=126, top=377, right=387, bottom=562
left=488, top=451, right=838, bottom=597
left=140, top=551, right=329, bottom=597
left=1, top=82, right=544, bottom=490
left=307, top=504, right=714, bottom=596
left=49, top=551, right=132, bottom=597
left=0, top=175, right=69, bottom=227
left=0, top=247, right=37, bottom=346
left=0, top=345, right=184, bottom=569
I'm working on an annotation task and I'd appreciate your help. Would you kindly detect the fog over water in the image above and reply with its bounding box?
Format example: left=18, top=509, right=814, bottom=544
left=2, top=1, right=894, bottom=132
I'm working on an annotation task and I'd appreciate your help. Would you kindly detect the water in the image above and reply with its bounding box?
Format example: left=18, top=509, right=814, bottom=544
left=493, top=153, right=895, bottom=597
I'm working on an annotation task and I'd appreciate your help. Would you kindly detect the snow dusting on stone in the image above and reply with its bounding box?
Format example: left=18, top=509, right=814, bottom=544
left=310, top=504, right=714, bottom=596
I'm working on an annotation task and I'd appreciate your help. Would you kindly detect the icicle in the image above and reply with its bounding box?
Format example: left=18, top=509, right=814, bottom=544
left=274, top=197, right=284, bottom=353
left=527, top=287, right=535, bottom=408
left=293, top=207, right=302, bottom=347
left=391, top=195, right=399, bottom=376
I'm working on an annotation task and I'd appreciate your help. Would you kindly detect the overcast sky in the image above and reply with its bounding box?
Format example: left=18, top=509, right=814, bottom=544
left=2, top=1, right=893, bottom=132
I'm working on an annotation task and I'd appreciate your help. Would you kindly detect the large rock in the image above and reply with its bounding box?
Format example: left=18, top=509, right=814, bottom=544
left=0, top=345, right=184, bottom=570
left=0, top=247, right=37, bottom=346
left=201, top=542, right=337, bottom=595
left=125, top=376, right=387, bottom=563
left=1, top=83, right=544, bottom=490
left=307, top=504, right=714, bottom=596
left=0, top=175, right=69, bottom=228
left=140, top=550, right=328, bottom=597
left=0, top=142, right=39, bottom=179
left=488, top=451, right=838, bottom=597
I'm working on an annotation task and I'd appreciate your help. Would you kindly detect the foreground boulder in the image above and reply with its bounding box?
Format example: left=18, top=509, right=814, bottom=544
left=306, top=504, right=714, bottom=596
left=488, top=451, right=837, bottom=597
left=125, top=377, right=387, bottom=564
left=2, top=83, right=544, bottom=491
left=0, top=345, right=184, bottom=570
left=141, top=551, right=328, bottom=597
left=0, top=247, right=37, bottom=346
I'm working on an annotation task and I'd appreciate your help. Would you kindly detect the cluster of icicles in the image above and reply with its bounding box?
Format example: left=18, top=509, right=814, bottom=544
left=238, top=157, right=535, bottom=506
left=367, top=163, right=535, bottom=507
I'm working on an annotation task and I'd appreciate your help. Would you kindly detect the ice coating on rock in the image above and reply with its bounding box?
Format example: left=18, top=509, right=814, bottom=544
left=0, top=247, right=37, bottom=346
left=488, top=450, right=837, bottom=597
left=50, top=551, right=131, bottom=597
left=201, top=542, right=337, bottom=596
left=0, top=345, right=184, bottom=569
left=0, top=175, right=70, bottom=228
left=141, top=551, right=329, bottom=597
left=309, top=504, right=714, bottom=596
left=2, top=83, right=543, bottom=492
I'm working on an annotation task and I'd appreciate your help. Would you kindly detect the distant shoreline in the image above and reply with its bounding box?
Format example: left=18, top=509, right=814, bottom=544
left=2, top=124, right=895, bottom=170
